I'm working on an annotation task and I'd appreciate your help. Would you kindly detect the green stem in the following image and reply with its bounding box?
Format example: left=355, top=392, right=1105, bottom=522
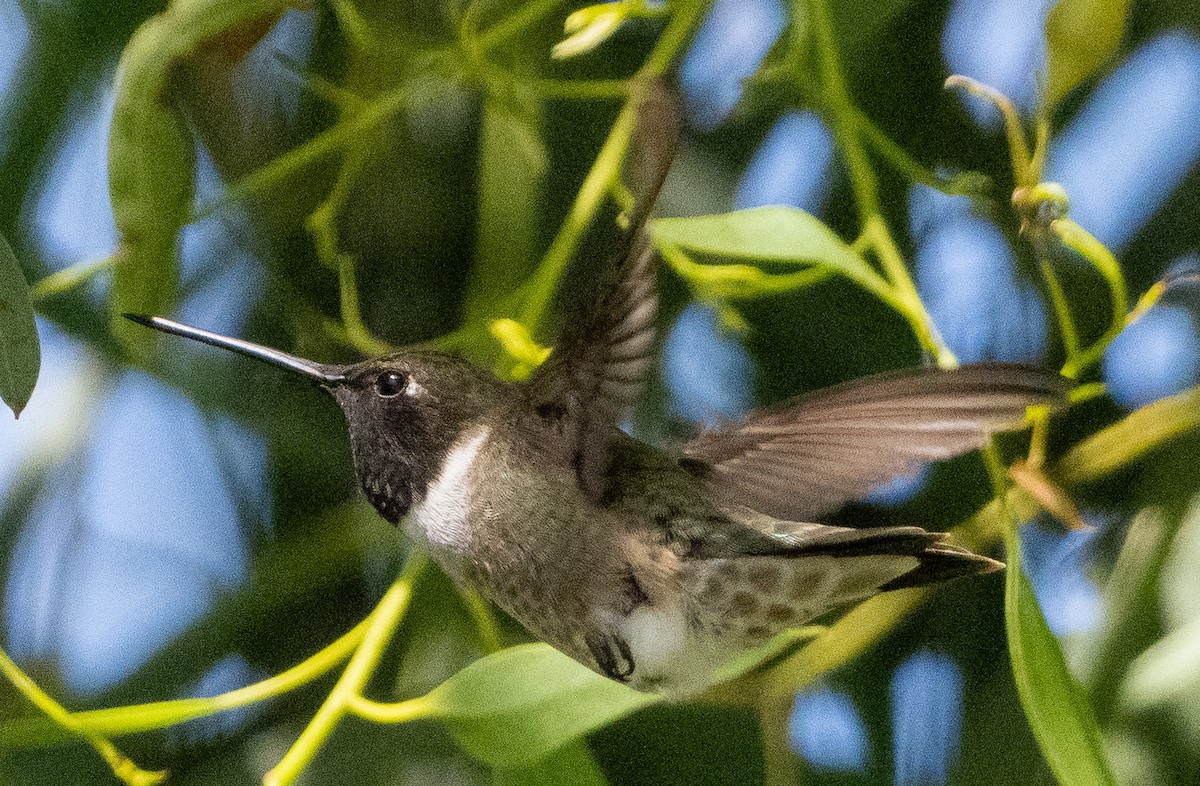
left=264, top=551, right=429, bottom=786
left=337, top=249, right=393, bottom=356
left=944, top=75, right=1034, bottom=188
left=804, top=0, right=878, bottom=221
left=347, top=694, right=436, bottom=723
left=193, top=83, right=413, bottom=220
left=0, top=647, right=166, bottom=786
left=803, top=0, right=955, bottom=368
left=516, top=97, right=637, bottom=333
left=517, top=0, right=707, bottom=336
left=1053, top=219, right=1128, bottom=378
left=862, top=216, right=957, bottom=368
left=0, top=618, right=370, bottom=747
left=1039, top=257, right=1082, bottom=363
left=478, top=0, right=568, bottom=52
left=29, top=255, right=116, bottom=302
left=459, top=586, right=505, bottom=654
left=852, top=108, right=991, bottom=199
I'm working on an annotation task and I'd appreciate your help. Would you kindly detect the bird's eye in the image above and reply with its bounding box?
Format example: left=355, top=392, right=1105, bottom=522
left=374, top=371, right=406, bottom=398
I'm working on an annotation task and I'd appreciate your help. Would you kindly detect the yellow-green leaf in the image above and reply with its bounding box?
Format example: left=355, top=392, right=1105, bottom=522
left=652, top=208, right=891, bottom=302
left=0, top=232, right=39, bottom=417
left=426, top=644, right=657, bottom=768
left=1005, top=525, right=1115, bottom=786
left=1045, top=0, right=1132, bottom=109
left=553, top=4, right=626, bottom=59
left=1056, top=384, right=1200, bottom=484
left=108, top=0, right=291, bottom=359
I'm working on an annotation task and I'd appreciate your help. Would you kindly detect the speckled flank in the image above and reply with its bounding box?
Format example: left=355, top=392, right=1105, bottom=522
left=682, top=554, right=919, bottom=650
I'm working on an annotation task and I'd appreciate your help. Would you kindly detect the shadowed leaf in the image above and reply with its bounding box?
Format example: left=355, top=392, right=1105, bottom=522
left=1005, top=525, right=1115, bottom=786
left=0, top=232, right=39, bottom=417
left=1045, top=0, right=1132, bottom=109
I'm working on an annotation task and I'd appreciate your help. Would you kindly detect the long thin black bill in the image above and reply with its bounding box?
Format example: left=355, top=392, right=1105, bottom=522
left=123, top=314, right=345, bottom=384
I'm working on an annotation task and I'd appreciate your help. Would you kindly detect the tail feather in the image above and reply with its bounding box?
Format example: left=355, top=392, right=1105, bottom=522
left=879, top=542, right=1003, bottom=590
left=752, top=520, right=1004, bottom=591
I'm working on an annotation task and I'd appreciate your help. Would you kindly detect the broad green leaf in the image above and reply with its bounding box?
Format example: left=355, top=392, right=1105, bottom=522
left=108, top=0, right=290, bottom=358
left=493, top=740, right=609, bottom=786
left=652, top=208, right=891, bottom=302
left=0, top=232, right=39, bottom=417
left=426, top=644, right=657, bottom=768
left=1005, top=526, right=1115, bottom=786
left=1044, top=0, right=1132, bottom=109
left=1056, top=384, right=1200, bottom=484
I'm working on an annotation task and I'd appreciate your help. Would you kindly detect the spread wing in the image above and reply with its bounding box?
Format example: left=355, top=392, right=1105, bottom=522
left=529, top=229, right=660, bottom=499
left=527, top=80, right=678, bottom=499
left=680, top=364, right=1069, bottom=520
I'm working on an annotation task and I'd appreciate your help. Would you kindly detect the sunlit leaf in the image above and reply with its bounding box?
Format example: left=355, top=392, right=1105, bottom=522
left=0, top=232, right=39, bottom=417
left=1056, top=384, right=1200, bottom=484
left=1044, top=0, right=1132, bottom=109
left=494, top=740, right=609, bottom=786
left=108, top=0, right=290, bottom=358
left=652, top=208, right=888, bottom=299
left=1005, top=526, right=1115, bottom=786
left=553, top=4, right=626, bottom=60
left=426, top=644, right=657, bottom=768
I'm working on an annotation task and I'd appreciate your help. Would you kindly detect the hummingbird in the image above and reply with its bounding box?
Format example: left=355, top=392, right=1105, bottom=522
left=124, top=270, right=1063, bottom=695
left=124, top=84, right=1065, bottom=694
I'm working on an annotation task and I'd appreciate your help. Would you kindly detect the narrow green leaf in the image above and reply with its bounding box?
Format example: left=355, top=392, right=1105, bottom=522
left=1045, top=0, right=1132, bottom=109
left=652, top=208, right=893, bottom=302
left=0, top=232, right=39, bottom=417
left=1005, top=526, right=1115, bottom=786
left=1056, top=384, right=1200, bottom=484
left=426, top=644, right=657, bottom=768
left=107, top=0, right=291, bottom=358
left=493, top=740, right=609, bottom=786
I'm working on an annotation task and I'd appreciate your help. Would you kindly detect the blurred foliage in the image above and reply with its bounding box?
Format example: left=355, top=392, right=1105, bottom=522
left=0, top=0, right=1199, bottom=784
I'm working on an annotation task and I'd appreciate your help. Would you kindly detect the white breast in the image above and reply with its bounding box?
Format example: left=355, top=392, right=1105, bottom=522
left=408, top=426, right=490, bottom=551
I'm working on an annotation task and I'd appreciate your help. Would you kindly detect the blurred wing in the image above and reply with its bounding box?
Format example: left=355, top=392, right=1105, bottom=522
left=680, top=363, right=1068, bottom=520
left=527, top=80, right=678, bottom=499
left=529, top=230, right=659, bottom=498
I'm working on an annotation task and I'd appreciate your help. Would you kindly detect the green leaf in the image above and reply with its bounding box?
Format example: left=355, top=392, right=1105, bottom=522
left=652, top=208, right=892, bottom=302
left=552, top=4, right=626, bottom=59
left=108, top=0, right=291, bottom=359
left=0, top=232, right=39, bottom=417
left=1056, top=384, right=1200, bottom=484
left=1121, top=494, right=1200, bottom=740
left=1005, top=525, right=1115, bottom=786
left=426, top=644, right=657, bottom=768
left=493, top=740, right=609, bottom=786
left=1044, top=0, right=1132, bottom=109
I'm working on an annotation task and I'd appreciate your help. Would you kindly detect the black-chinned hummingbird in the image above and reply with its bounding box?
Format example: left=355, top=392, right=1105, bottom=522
left=125, top=294, right=1062, bottom=694
left=125, top=87, right=1066, bottom=694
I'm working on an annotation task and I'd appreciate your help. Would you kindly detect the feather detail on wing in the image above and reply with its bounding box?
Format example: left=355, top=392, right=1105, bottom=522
left=526, top=80, right=678, bottom=499
left=680, top=363, right=1069, bottom=520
